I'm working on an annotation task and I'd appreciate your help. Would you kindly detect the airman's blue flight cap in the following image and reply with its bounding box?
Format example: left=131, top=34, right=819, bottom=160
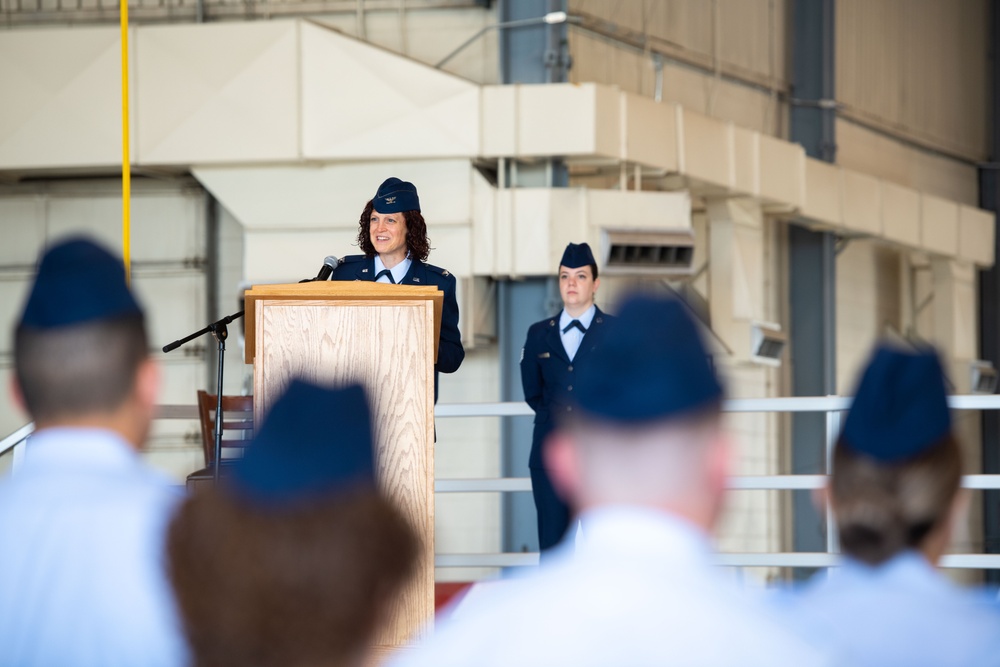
left=232, top=379, right=376, bottom=505
left=560, top=242, right=596, bottom=270
left=574, top=293, right=723, bottom=424
left=18, top=236, right=143, bottom=330
left=841, top=344, right=952, bottom=462
left=372, top=177, right=420, bottom=214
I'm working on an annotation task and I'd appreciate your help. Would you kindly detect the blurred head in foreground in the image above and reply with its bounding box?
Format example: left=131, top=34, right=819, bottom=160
left=547, top=291, right=728, bottom=531
left=832, top=344, right=963, bottom=566
left=13, top=236, right=156, bottom=445
left=167, top=380, right=419, bottom=667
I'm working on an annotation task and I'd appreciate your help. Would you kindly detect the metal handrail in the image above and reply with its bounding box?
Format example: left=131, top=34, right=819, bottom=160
left=6, top=395, right=1000, bottom=570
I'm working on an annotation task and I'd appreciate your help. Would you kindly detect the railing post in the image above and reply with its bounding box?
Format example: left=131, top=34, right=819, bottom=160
left=824, top=403, right=841, bottom=556
left=11, top=440, right=27, bottom=475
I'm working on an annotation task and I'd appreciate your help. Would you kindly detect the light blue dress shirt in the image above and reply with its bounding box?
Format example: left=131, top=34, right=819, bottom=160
left=0, top=428, right=188, bottom=667
left=374, top=255, right=411, bottom=284
left=558, top=305, right=596, bottom=361
left=389, top=507, right=836, bottom=667
left=785, top=552, right=1000, bottom=667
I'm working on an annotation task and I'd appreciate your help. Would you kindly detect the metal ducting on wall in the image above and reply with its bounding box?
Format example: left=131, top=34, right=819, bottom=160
left=601, top=230, right=695, bottom=276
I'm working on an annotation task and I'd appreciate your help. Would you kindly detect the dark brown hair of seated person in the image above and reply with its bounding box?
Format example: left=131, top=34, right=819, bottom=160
left=14, top=314, right=147, bottom=422
left=830, top=434, right=962, bottom=566
left=356, top=200, right=431, bottom=263
left=167, top=486, right=420, bottom=667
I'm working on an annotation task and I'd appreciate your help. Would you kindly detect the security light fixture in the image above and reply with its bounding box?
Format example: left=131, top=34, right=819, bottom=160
left=751, top=321, right=787, bottom=366
left=436, top=11, right=576, bottom=69
left=970, top=360, right=998, bottom=395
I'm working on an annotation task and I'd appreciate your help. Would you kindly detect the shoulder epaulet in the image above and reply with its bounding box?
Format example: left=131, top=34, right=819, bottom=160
left=423, top=262, right=452, bottom=278
left=339, top=255, right=366, bottom=264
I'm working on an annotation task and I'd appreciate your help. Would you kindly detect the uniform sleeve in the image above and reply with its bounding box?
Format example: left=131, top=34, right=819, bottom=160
left=520, top=326, right=543, bottom=413
left=435, top=271, right=465, bottom=374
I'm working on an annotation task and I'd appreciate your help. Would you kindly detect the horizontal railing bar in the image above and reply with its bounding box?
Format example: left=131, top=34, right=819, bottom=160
left=79, top=394, right=1000, bottom=424
left=0, top=423, right=34, bottom=459
left=155, top=405, right=199, bottom=420
left=960, top=475, right=1000, bottom=490
left=435, top=402, right=533, bottom=417
left=432, top=395, right=1000, bottom=419
left=434, top=474, right=1000, bottom=493
left=434, top=552, right=1000, bottom=569
left=436, top=478, right=532, bottom=493
left=435, top=553, right=539, bottom=567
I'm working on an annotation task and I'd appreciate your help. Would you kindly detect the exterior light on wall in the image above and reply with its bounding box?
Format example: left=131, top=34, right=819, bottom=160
left=436, top=11, right=576, bottom=69
left=751, top=321, right=787, bottom=367
left=971, top=360, right=998, bottom=395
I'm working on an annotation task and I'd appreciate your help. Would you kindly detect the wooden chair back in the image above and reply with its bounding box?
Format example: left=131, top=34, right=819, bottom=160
left=196, top=390, right=255, bottom=467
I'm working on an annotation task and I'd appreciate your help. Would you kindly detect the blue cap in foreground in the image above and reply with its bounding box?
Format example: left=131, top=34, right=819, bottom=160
left=232, top=380, right=376, bottom=504
left=18, top=236, right=143, bottom=329
left=574, top=292, right=723, bottom=424
left=841, top=344, right=952, bottom=462
left=372, top=177, right=420, bottom=214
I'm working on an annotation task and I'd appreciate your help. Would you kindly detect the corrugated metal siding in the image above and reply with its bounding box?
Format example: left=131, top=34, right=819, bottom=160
left=569, top=0, right=789, bottom=89
left=837, top=0, right=989, bottom=161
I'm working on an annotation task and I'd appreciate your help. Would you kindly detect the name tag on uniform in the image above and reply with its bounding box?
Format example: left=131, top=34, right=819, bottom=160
left=538, top=352, right=550, bottom=359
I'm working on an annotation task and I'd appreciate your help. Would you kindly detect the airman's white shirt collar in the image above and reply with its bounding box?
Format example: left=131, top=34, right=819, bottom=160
left=374, top=255, right=411, bottom=284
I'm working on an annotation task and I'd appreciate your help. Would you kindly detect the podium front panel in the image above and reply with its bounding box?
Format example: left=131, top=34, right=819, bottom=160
left=254, top=298, right=435, bottom=649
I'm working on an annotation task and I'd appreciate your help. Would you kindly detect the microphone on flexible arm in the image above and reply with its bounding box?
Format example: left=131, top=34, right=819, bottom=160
left=300, top=255, right=340, bottom=283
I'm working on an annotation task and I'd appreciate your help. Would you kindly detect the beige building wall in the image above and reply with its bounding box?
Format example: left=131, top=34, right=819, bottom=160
left=568, top=0, right=787, bottom=137
left=837, top=0, right=989, bottom=163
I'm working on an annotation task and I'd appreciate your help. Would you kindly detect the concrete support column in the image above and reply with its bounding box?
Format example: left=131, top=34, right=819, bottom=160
left=931, top=258, right=983, bottom=576
left=789, top=0, right=837, bottom=572
left=497, top=0, right=571, bottom=556
left=707, top=198, right=765, bottom=360
left=706, top=198, right=782, bottom=558
left=932, top=258, right=979, bottom=390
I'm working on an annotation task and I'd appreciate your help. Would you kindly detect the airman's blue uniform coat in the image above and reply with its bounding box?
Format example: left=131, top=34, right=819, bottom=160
left=332, top=255, right=464, bottom=400
left=520, top=307, right=610, bottom=551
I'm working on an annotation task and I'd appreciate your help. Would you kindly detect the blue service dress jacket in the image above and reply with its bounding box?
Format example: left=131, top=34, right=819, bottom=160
left=520, top=307, right=610, bottom=469
left=331, top=255, right=465, bottom=400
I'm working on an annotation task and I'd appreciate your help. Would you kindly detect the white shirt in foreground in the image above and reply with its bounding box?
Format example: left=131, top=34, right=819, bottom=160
left=390, top=506, right=839, bottom=667
left=0, top=428, right=188, bottom=667
left=780, top=552, right=1000, bottom=667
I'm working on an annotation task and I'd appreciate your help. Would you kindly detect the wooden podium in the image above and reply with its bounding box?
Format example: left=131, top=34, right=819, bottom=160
left=244, top=281, right=442, bottom=654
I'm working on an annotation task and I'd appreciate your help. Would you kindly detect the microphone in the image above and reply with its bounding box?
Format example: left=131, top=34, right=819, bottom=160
left=301, top=255, right=339, bottom=283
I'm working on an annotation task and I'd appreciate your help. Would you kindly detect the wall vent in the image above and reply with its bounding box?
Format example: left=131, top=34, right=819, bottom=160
left=601, top=231, right=695, bottom=276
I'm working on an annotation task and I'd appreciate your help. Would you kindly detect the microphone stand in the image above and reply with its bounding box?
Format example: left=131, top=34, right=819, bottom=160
left=163, top=310, right=245, bottom=483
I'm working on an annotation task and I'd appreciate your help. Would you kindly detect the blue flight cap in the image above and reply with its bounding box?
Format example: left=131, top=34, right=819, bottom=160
left=18, top=236, right=143, bottom=330
left=841, top=344, right=952, bottom=462
left=574, top=292, right=723, bottom=423
left=231, top=380, right=376, bottom=505
left=560, top=242, right=596, bottom=270
left=372, top=177, right=420, bottom=214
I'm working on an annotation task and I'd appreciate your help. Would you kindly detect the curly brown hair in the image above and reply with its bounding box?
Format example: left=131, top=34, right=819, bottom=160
left=167, top=486, right=419, bottom=667
left=356, top=200, right=431, bottom=262
left=830, top=434, right=962, bottom=566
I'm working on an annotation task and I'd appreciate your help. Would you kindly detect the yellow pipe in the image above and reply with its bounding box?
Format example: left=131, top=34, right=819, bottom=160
left=120, top=0, right=131, bottom=284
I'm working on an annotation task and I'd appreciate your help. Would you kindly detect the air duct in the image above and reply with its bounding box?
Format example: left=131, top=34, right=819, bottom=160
left=600, top=230, right=695, bottom=277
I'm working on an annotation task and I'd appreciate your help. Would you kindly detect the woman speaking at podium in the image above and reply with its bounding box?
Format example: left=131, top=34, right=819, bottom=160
left=331, top=178, right=465, bottom=400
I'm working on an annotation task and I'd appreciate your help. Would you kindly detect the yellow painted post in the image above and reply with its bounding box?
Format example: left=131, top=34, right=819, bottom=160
left=120, top=0, right=131, bottom=284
